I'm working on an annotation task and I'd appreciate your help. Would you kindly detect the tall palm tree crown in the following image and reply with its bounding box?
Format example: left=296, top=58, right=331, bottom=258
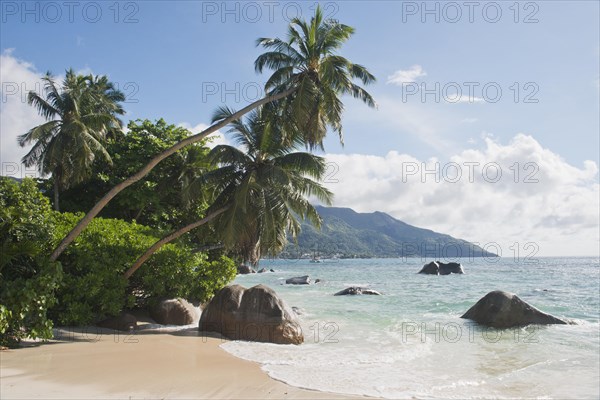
left=18, top=69, right=125, bottom=210
left=194, top=105, right=333, bottom=265
left=255, top=6, right=376, bottom=149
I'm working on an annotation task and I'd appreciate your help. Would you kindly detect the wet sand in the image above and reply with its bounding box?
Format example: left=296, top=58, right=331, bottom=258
left=0, top=327, right=357, bottom=399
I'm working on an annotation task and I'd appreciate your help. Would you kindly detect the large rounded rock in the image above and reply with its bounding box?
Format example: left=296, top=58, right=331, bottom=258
left=439, top=262, right=464, bottom=275
left=418, top=261, right=464, bottom=275
left=285, top=275, right=310, bottom=285
left=199, top=284, right=303, bottom=344
left=237, top=265, right=255, bottom=274
left=334, top=287, right=381, bottom=296
left=96, top=312, right=137, bottom=331
left=419, top=261, right=440, bottom=274
left=461, top=290, right=568, bottom=328
left=150, top=298, right=199, bottom=325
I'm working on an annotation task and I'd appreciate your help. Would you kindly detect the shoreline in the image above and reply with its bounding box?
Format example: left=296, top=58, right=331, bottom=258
left=0, top=327, right=360, bottom=399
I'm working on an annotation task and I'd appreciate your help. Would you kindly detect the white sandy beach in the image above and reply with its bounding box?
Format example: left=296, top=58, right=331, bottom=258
left=0, top=327, right=357, bottom=399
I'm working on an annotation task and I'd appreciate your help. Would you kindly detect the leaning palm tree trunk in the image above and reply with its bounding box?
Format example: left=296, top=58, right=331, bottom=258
left=123, top=206, right=229, bottom=279
left=50, top=89, right=295, bottom=262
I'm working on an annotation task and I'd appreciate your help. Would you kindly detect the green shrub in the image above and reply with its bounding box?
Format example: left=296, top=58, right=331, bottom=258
left=51, top=213, right=237, bottom=325
left=50, top=212, right=148, bottom=325
left=138, top=252, right=237, bottom=305
left=0, top=178, right=236, bottom=334
left=0, top=178, right=62, bottom=347
left=191, top=256, right=237, bottom=303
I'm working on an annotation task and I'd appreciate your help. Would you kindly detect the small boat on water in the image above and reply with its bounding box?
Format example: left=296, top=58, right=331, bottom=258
left=310, top=257, right=323, bottom=263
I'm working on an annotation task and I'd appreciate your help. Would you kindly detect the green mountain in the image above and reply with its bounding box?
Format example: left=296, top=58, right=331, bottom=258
left=281, top=206, right=497, bottom=259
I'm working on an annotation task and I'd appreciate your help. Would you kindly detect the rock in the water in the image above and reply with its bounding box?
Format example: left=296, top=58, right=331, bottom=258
left=199, top=284, right=303, bottom=344
left=439, top=262, right=464, bottom=275
left=418, top=261, right=464, bottom=275
left=334, top=287, right=381, bottom=296
left=257, top=268, right=267, bottom=273
left=150, top=298, right=199, bottom=325
left=286, top=275, right=310, bottom=285
left=419, top=261, right=440, bottom=274
left=269, top=269, right=275, bottom=272
left=237, top=265, right=255, bottom=274
left=314, top=279, right=322, bottom=284
left=291, top=306, right=304, bottom=315
left=96, top=312, right=137, bottom=331
left=461, top=290, right=568, bottom=328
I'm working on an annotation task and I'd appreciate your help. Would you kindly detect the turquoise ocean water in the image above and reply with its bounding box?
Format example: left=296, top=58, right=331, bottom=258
left=221, top=257, right=600, bottom=399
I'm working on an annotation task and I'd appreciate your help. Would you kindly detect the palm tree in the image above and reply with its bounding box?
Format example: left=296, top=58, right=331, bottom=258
left=18, top=70, right=125, bottom=211
left=255, top=6, right=376, bottom=148
left=123, top=105, right=333, bottom=279
left=51, top=6, right=374, bottom=261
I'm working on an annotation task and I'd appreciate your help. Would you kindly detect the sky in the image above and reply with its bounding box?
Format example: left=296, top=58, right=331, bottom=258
left=1, top=1, right=599, bottom=256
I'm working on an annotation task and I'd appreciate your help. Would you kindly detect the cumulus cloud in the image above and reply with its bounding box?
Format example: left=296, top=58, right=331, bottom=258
left=177, top=122, right=229, bottom=148
left=0, top=49, right=47, bottom=178
left=449, top=94, right=485, bottom=104
left=387, top=65, right=427, bottom=85
left=324, top=134, right=599, bottom=256
left=373, top=96, right=457, bottom=153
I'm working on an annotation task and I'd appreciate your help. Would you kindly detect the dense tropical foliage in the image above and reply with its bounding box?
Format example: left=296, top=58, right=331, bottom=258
left=50, top=6, right=375, bottom=262
left=123, top=105, right=333, bottom=278
left=0, top=178, right=236, bottom=345
left=51, top=211, right=235, bottom=326
left=57, top=119, right=213, bottom=230
left=2, top=7, right=375, bottom=347
left=200, top=105, right=334, bottom=264
left=0, top=178, right=62, bottom=346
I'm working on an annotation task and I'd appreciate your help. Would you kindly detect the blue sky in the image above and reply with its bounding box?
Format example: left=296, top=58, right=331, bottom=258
left=1, top=1, right=599, bottom=255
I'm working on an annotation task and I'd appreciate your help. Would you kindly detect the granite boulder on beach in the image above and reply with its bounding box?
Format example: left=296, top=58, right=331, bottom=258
left=96, top=312, right=137, bottom=331
left=150, top=298, right=199, bottom=325
left=199, top=284, right=303, bottom=344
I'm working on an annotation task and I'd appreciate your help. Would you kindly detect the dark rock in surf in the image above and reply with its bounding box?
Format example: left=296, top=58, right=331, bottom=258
left=291, top=306, right=304, bottom=315
left=419, top=261, right=439, bottom=274
left=461, top=290, right=569, bottom=328
left=237, top=265, right=255, bottom=274
left=334, top=287, right=381, bottom=296
left=418, top=261, right=464, bottom=275
left=286, top=276, right=310, bottom=285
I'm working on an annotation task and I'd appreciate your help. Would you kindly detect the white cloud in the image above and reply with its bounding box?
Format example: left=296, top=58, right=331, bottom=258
left=177, top=122, right=230, bottom=148
left=448, top=94, right=485, bottom=104
left=387, top=65, right=427, bottom=85
left=0, top=49, right=46, bottom=178
left=324, top=134, right=599, bottom=256
left=374, top=96, right=457, bottom=153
